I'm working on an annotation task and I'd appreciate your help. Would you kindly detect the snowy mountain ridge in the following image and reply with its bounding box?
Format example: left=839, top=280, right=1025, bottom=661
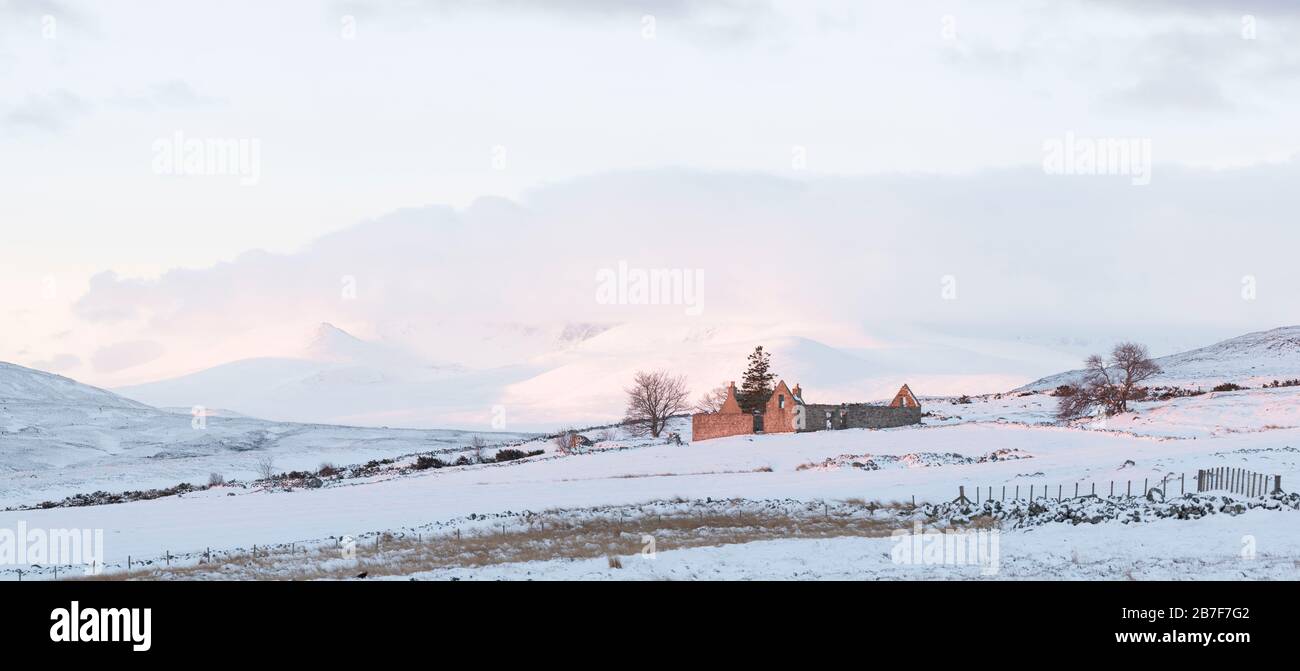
left=1018, top=325, right=1300, bottom=391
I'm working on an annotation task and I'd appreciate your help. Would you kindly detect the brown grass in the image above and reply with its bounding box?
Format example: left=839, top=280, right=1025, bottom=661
left=76, top=502, right=986, bottom=581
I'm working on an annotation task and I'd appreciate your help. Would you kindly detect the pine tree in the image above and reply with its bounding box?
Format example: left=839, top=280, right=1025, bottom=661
left=737, top=346, right=776, bottom=413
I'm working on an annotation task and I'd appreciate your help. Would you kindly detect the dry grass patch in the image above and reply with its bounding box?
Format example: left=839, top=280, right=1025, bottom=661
left=77, top=500, right=977, bottom=581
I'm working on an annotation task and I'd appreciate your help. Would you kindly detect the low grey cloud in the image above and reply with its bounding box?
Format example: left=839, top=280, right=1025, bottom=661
left=1086, top=0, right=1300, bottom=16
left=27, top=353, right=80, bottom=372
left=1109, top=65, right=1236, bottom=112
left=91, top=341, right=166, bottom=374
left=3, top=89, right=91, bottom=132
left=110, top=80, right=225, bottom=110
left=332, top=0, right=776, bottom=43
left=69, top=163, right=1300, bottom=366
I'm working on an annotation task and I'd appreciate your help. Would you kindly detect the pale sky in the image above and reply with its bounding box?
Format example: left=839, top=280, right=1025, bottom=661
left=2, top=0, right=1299, bottom=387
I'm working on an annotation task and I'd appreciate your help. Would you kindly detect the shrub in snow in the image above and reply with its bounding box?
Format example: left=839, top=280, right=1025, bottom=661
left=923, top=492, right=1300, bottom=529
left=412, top=455, right=446, bottom=470
left=493, top=448, right=543, bottom=463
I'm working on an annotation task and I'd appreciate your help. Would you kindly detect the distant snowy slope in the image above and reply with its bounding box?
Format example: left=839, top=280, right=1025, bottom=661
left=0, top=359, right=538, bottom=506
left=118, top=319, right=1073, bottom=430
left=115, top=323, right=534, bottom=429
left=0, top=361, right=150, bottom=410
left=1018, top=325, right=1300, bottom=391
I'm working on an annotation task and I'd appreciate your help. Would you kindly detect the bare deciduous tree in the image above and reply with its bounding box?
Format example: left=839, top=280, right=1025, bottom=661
left=255, top=454, right=276, bottom=481
left=692, top=382, right=729, bottom=414
left=470, top=435, right=487, bottom=463
left=623, top=370, right=691, bottom=438
left=553, top=428, right=578, bottom=455
left=1057, top=342, right=1161, bottom=420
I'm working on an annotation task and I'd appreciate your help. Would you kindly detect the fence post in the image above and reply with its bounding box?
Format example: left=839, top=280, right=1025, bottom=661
left=1276, top=475, right=1283, bottom=494
left=1074, top=483, right=1079, bottom=498
left=1057, top=485, right=1062, bottom=502
left=1127, top=481, right=1131, bottom=498
left=1110, top=481, right=1114, bottom=497
left=1029, top=485, right=1034, bottom=501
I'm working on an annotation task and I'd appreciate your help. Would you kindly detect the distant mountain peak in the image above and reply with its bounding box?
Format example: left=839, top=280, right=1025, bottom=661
left=304, top=323, right=369, bottom=362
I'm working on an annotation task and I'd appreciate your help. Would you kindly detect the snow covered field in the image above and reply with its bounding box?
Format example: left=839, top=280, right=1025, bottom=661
left=2, top=327, right=1299, bottom=581
left=392, top=510, right=1300, bottom=581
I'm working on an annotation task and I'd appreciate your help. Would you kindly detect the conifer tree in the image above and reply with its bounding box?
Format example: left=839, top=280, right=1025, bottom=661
left=737, top=346, right=776, bottom=413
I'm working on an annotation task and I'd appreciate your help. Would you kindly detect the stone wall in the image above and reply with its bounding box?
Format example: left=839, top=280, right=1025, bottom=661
left=691, top=412, right=754, bottom=441
left=803, top=403, right=922, bottom=431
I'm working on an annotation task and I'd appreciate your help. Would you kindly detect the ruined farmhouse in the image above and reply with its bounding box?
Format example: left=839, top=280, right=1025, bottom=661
left=691, top=380, right=921, bottom=442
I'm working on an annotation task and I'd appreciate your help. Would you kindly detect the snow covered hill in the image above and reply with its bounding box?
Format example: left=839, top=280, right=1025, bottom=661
left=4, top=325, right=1300, bottom=580
left=117, top=320, right=1073, bottom=431
left=0, top=359, right=537, bottom=506
left=116, top=323, right=540, bottom=430
left=0, top=361, right=150, bottom=410
left=1018, top=325, right=1300, bottom=392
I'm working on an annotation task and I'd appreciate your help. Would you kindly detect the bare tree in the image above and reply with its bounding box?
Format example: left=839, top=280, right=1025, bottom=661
left=553, top=428, right=578, bottom=455
left=692, top=382, right=729, bottom=414
left=1057, top=342, right=1161, bottom=420
left=255, top=454, right=276, bottom=481
left=623, top=370, right=691, bottom=438
left=470, top=435, right=487, bottom=463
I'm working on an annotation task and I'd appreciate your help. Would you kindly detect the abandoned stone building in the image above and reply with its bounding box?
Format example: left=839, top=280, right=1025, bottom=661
left=691, top=380, right=922, bottom=442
